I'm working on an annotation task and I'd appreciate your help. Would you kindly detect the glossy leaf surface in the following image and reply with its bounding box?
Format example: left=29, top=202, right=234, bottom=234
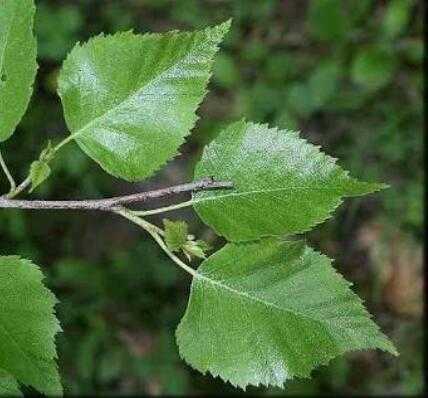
left=194, top=120, right=386, bottom=241
left=0, top=256, right=62, bottom=395
left=0, top=0, right=37, bottom=142
left=176, top=239, right=397, bottom=389
left=58, top=21, right=230, bottom=181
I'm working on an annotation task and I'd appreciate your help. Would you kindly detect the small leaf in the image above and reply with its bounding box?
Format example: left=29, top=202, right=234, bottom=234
left=0, top=369, right=21, bottom=397
left=164, top=219, right=189, bottom=252
left=0, top=0, right=37, bottom=142
left=164, top=219, right=211, bottom=261
left=29, top=160, right=51, bottom=192
left=39, top=140, right=55, bottom=161
left=0, top=256, right=62, bottom=395
left=176, top=239, right=397, bottom=389
left=183, top=239, right=211, bottom=261
left=193, top=120, right=387, bottom=241
left=58, top=20, right=230, bottom=182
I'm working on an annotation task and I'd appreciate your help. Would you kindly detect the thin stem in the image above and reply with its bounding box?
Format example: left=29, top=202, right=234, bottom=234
left=6, top=175, right=31, bottom=199
left=0, top=178, right=233, bottom=211
left=116, top=208, right=197, bottom=277
left=6, top=134, right=74, bottom=199
left=132, top=199, right=195, bottom=216
left=0, top=149, right=16, bottom=193
left=53, top=134, right=75, bottom=153
left=144, top=219, right=165, bottom=236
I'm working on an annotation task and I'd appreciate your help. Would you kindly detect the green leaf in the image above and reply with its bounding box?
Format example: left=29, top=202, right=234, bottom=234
left=164, top=219, right=211, bottom=261
left=193, top=120, right=386, bottom=241
left=29, top=160, right=51, bottom=193
left=0, top=0, right=37, bottom=142
left=183, top=239, right=211, bottom=261
left=164, top=219, right=189, bottom=252
left=176, top=239, right=397, bottom=389
left=0, top=256, right=62, bottom=395
left=0, top=369, right=21, bottom=397
left=58, top=21, right=230, bottom=182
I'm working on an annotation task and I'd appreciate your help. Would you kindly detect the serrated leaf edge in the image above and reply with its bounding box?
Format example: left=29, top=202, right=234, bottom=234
left=0, top=255, right=62, bottom=395
left=0, top=0, right=38, bottom=143
left=58, top=20, right=231, bottom=182
left=176, top=239, right=397, bottom=390
left=193, top=119, right=387, bottom=241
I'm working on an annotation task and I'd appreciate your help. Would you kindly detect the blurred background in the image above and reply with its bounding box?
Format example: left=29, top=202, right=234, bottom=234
left=0, top=0, right=424, bottom=395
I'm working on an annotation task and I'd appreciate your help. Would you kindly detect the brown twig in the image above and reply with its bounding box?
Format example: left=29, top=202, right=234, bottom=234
left=0, top=177, right=233, bottom=211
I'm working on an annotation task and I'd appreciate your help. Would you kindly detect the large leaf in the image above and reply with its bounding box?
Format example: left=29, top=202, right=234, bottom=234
left=0, top=256, right=62, bottom=395
left=0, top=0, right=37, bottom=142
left=176, top=239, right=397, bottom=389
left=193, top=120, right=386, bottom=241
left=58, top=21, right=230, bottom=182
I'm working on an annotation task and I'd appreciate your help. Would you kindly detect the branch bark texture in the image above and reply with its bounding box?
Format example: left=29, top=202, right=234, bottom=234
left=0, top=178, right=233, bottom=211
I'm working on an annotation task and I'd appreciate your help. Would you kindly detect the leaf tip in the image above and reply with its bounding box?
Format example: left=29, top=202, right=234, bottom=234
left=344, top=179, right=390, bottom=197
left=207, top=18, right=232, bottom=42
left=383, top=339, right=399, bottom=357
left=218, top=18, right=233, bottom=33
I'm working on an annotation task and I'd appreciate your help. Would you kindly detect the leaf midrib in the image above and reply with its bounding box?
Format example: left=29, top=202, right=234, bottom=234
left=194, top=185, right=346, bottom=204
left=195, top=271, right=330, bottom=327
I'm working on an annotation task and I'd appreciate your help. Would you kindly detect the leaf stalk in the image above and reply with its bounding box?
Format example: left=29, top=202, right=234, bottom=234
left=132, top=199, right=195, bottom=216
left=4, top=134, right=74, bottom=199
left=116, top=208, right=197, bottom=277
left=0, top=149, right=16, bottom=193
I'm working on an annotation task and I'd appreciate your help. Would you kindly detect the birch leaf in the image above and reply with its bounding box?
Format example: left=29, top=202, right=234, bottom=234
left=0, top=256, right=62, bottom=395
left=0, top=0, right=37, bottom=142
left=58, top=21, right=230, bottom=181
left=194, top=120, right=386, bottom=241
left=176, top=239, right=397, bottom=389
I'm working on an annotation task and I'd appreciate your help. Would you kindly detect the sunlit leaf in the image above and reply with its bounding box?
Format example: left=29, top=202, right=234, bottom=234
left=58, top=21, right=230, bottom=181
left=194, top=120, right=386, bottom=241
left=0, top=0, right=37, bottom=142
left=177, top=239, right=397, bottom=389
